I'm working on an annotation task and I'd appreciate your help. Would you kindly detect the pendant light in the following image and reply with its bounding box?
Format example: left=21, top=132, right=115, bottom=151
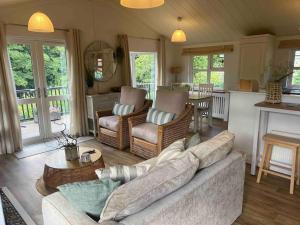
left=28, top=12, right=54, bottom=33
left=120, top=0, right=164, bottom=9
left=171, top=17, right=187, bottom=43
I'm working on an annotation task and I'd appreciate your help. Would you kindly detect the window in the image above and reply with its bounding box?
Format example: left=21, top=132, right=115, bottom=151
left=291, top=50, right=300, bottom=86
left=191, top=53, right=224, bottom=89
left=130, top=52, right=158, bottom=99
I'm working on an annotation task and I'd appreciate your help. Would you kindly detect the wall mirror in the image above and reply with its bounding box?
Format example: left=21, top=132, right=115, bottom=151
left=84, top=40, right=117, bottom=82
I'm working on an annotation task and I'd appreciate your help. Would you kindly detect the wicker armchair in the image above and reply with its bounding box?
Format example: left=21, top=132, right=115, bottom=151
left=96, top=87, right=152, bottom=150
left=128, top=90, right=193, bottom=159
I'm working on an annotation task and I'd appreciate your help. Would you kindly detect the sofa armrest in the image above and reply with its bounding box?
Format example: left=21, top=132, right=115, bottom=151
left=42, top=192, right=121, bottom=225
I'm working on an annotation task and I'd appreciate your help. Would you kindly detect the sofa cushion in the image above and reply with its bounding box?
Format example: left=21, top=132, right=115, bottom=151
left=185, top=133, right=201, bottom=149
left=155, top=139, right=185, bottom=165
left=155, top=90, right=188, bottom=117
left=57, top=179, right=121, bottom=219
left=186, top=130, right=235, bottom=170
left=95, top=164, right=151, bottom=184
left=131, top=123, right=158, bottom=144
left=112, top=103, right=135, bottom=116
left=146, top=108, right=175, bottom=125
left=99, top=116, right=119, bottom=132
left=120, top=86, right=147, bottom=112
left=99, top=152, right=199, bottom=222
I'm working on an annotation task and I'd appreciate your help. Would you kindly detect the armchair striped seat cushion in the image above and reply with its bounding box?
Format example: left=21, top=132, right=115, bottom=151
left=112, top=103, right=135, bottom=116
left=146, top=108, right=175, bottom=125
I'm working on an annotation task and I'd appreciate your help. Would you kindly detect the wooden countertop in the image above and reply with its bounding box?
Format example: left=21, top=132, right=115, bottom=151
left=255, top=101, right=300, bottom=112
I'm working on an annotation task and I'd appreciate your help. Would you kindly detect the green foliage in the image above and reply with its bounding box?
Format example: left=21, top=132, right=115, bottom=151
left=192, top=54, right=224, bottom=88
left=7, top=44, right=67, bottom=90
left=134, top=54, right=155, bottom=83
left=292, top=69, right=300, bottom=85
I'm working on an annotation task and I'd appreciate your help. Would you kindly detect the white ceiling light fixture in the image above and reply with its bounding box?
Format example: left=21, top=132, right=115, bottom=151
left=28, top=11, right=54, bottom=33
left=120, top=0, right=164, bottom=9
left=171, top=17, right=187, bottom=43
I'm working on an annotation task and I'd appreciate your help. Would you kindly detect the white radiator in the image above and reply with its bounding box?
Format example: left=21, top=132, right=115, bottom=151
left=212, top=92, right=230, bottom=121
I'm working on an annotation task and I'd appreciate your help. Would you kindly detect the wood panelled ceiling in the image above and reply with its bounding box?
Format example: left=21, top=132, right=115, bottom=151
left=110, top=0, right=300, bottom=44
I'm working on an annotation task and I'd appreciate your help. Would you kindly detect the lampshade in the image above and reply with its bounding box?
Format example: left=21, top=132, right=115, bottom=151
left=28, top=12, right=54, bottom=33
left=120, top=0, right=164, bottom=9
left=171, top=29, right=187, bottom=43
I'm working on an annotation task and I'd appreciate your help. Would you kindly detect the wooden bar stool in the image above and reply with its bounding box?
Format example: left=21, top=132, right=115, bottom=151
left=256, top=133, right=300, bottom=194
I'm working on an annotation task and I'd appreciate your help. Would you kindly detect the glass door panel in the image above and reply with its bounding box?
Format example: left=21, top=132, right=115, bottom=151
left=130, top=52, right=157, bottom=99
left=7, top=43, right=42, bottom=141
left=43, top=44, right=70, bottom=134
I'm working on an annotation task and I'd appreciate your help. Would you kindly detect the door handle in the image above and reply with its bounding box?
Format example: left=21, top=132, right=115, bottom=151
left=44, top=88, right=48, bottom=98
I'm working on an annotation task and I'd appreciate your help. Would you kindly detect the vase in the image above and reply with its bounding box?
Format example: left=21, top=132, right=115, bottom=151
left=64, top=146, right=79, bottom=161
left=265, top=82, right=282, bottom=104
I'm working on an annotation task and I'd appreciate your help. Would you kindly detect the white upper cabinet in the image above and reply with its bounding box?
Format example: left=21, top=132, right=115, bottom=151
left=239, top=34, right=275, bottom=87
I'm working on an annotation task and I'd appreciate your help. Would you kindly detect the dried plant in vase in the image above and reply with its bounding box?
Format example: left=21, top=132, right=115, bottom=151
left=56, top=124, right=79, bottom=161
left=265, top=65, right=293, bottom=104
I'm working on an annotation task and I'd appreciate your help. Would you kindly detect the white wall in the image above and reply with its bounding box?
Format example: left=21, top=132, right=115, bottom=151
left=0, top=0, right=159, bottom=93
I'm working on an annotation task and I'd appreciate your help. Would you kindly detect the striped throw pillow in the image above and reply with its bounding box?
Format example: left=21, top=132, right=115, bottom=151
left=112, top=103, right=135, bottom=116
left=156, top=139, right=185, bottom=165
left=146, top=108, right=175, bottom=125
left=95, top=165, right=151, bottom=184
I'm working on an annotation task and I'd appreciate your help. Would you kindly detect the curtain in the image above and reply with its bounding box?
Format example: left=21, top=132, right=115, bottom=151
left=67, top=29, right=89, bottom=136
left=158, top=35, right=166, bottom=86
left=0, top=23, right=22, bottom=154
left=118, top=34, right=132, bottom=86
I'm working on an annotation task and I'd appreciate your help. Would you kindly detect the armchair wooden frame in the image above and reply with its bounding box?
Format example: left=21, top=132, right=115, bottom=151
left=96, top=100, right=152, bottom=150
left=129, top=104, right=194, bottom=159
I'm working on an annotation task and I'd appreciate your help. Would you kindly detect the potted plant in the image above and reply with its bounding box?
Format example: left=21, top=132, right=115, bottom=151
left=56, top=124, right=79, bottom=161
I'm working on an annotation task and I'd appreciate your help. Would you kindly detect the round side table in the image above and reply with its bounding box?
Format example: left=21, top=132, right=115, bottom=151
left=40, top=147, right=105, bottom=193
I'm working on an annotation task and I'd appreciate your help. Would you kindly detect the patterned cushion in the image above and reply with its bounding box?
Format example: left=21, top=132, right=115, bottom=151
left=146, top=108, right=175, bottom=125
left=99, top=152, right=199, bottom=222
left=186, top=130, right=235, bottom=170
left=57, top=179, right=121, bottom=218
left=95, top=165, right=151, bottom=184
left=156, top=139, right=185, bottom=165
left=185, top=133, right=201, bottom=149
left=112, top=103, right=134, bottom=116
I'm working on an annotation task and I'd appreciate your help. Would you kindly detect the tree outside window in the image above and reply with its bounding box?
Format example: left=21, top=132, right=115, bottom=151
left=192, top=53, right=224, bottom=89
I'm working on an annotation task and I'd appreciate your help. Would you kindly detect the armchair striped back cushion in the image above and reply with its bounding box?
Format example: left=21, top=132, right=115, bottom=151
left=146, top=108, right=175, bottom=125
left=113, top=103, right=135, bottom=116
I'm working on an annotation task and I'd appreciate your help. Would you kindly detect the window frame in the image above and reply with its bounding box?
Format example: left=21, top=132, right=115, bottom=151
left=288, top=49, right=300, bottom=88
left=189, top=53, right=225, bottom=90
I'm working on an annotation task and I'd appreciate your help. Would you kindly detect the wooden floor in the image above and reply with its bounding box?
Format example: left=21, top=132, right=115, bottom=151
left=0, top=121, right=299, bottom=225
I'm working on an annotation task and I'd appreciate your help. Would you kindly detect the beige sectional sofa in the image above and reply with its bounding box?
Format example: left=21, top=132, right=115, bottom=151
left=42, top=150, right=245, bottom=225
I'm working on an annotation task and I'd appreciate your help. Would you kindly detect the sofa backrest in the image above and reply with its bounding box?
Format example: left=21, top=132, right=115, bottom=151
left=154, top=90, right=188, bottom=117
left=120, top=86, right=147, bottom=112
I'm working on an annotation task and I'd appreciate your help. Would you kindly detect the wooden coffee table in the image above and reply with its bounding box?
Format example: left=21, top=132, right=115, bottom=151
left=42, top=147, right=105, bottom=191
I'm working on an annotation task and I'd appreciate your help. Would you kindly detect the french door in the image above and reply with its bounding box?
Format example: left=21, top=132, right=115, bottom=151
left=130, top=52, right=158, bottom=99
left=7, top=39, right=70, bottom=144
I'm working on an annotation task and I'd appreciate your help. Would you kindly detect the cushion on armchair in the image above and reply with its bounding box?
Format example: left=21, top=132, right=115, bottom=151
left=99, top=116, right=119, bottom=132
left=155, top=90, right=188, bottom=117
left=131, top=123, right=158, bottom=144
left=112, top=103, right=134, bottom=116
left=120, top=86, right=147, bottom=112
left=146, top=108, right=175, bottom=125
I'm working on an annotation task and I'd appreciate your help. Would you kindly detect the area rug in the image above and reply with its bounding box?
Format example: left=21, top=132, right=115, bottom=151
left=15, top=136, right=95, bottom=159
left=0, top=187, right=36, bottom=225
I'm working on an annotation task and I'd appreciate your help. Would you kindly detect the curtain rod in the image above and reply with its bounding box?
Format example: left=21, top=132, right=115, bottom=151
left=128, top=35, right=160, bottom=41
left=5, top=23, right=69, bottom=32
